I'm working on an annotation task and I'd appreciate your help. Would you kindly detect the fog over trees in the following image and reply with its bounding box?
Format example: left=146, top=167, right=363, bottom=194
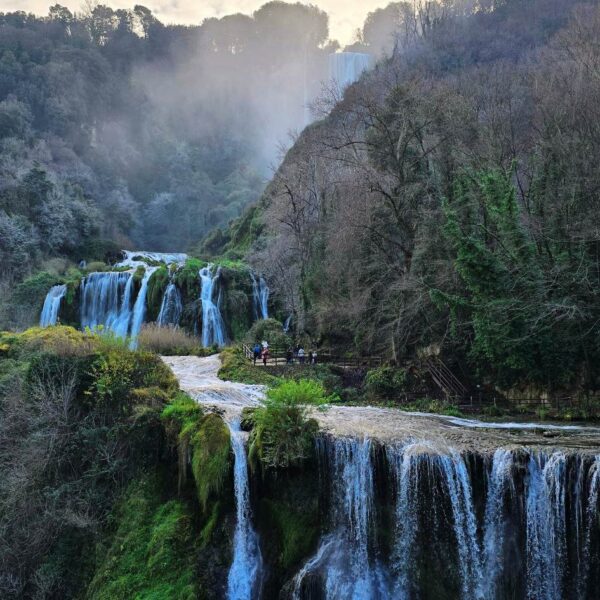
left=237, top=0, right=600, bottom=390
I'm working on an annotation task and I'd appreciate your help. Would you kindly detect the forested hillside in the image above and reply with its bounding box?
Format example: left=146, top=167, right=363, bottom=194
left=216, top=0, right=600, bottom=392
left=0, top=2, right=340, bottom=322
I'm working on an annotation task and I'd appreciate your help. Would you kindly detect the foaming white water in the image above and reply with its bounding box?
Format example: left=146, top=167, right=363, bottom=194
left=226, top=419, right=263, bottom=600
left=119, top=250, right=187, bottom=268
left=40, top=284, right=67, bottom=327
left=405, top=411, right=600, bottom=432
left=200, top=265, right=227, bottom=347
left=161, top=355, right=263, bottom=421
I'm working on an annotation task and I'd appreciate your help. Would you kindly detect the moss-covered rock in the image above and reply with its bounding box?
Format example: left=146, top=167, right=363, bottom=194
left=85, top=474, right=197, bottom=600
left=146, top=266, right=169, bottom=322
left=191, top=413, right=231, bottom=512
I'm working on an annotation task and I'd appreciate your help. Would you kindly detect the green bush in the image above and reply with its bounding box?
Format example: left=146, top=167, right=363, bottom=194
left=218, top=346, right=277, bottom=385
left=365, top=366, right=407, bottom=399
left=245, top=318, right=291, bottom=350
left=250, top=379, right=327, bottom=469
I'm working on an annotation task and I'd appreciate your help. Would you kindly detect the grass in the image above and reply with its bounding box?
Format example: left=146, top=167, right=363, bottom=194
left=137, top=323, right=207, bottom=356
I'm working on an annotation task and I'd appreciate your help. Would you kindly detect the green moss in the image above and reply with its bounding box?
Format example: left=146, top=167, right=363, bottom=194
left=133, top=265, right=146, bottom=284
left=174, top=258, right=205, bottom=300
left=261, top=498, right=318, bottom=570
left=191, top=413, right=231, bottom=511
left=85, top=475, right=197, bottom=600
left=146, top=266, right=169, bottom=321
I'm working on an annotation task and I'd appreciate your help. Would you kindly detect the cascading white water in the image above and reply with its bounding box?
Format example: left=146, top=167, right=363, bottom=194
left=283, top=314, right=292, bottom=333
left=328, top=52, right=371, bottom=91
left=199, top=265, right=227, bottom=347
left=80, top=271, right=134, bottom=336
left=39, top=284, right=67, bottom=327
left=293, top=437, right=388, bottom=599
left=388, top=442, right=483, bottom=600
left=481, top=448, right=514, bottom=598
left=251, top=273, right=269, bottom=320
left=227, top=419, right=263, bottom=600
left=157, top=282, right=183, bottom=327
left=525, top=452, right=567, bottom=600
left=129, top=267, right=156, bottom=348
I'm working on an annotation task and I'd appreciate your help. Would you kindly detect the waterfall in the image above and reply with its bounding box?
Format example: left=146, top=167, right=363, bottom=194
left=80, top=272, right=134, bottom=336
left=290, top=441, right=600, bottom=600
left=525, top=453, right=567, bottom=600
left=226, top=419, right=262, bottom=600
left=293, top=437, right=388, bottom=599
left=481, top=449, right=514, bottom=598
left=251, top=273, right=269, bottom=321
left=129, top=268, right=156, bottom=348
left=387, top=442, right=483, bottom=600
left=283, top=314, right=292, bottom=333
left=328, top=52, right=371, bottom=91
left=39, top=284, right=67, bottom=327
left=157, top=282, right=183, bottom=327
left=199, top=265, right=227, bottom=347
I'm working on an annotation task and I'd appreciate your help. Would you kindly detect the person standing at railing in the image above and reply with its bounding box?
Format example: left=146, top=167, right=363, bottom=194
left=253, top=342, right=261, bottom=366
left=261, top=346, right=269, bottom=366
left=311, top=350, right=317, bottom=365
left=298, top=347, right=305, bottom=364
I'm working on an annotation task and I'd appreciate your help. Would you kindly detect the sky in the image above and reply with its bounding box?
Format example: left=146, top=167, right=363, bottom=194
left=3, top=0, right=390, bottom=44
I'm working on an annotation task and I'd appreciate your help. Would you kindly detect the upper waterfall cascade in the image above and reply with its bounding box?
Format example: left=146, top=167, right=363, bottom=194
left=199, top=264, right=227, bottom=347
left=157, top=282, right=183, bottom=327
left=251, top=273, right=269, bottom=320
left=78, top=251, right=182, bottom=339
left=328, top=52, right=371, bottom=91
left=39, top=284, right=67, bottom=327
left=40, top=250, right=276, bottom=344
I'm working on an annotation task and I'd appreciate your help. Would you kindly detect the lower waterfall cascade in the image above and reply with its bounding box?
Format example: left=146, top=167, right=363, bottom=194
left=290, top=438, right=600, bottom=600
left=161, top=355, right=600, bottom=600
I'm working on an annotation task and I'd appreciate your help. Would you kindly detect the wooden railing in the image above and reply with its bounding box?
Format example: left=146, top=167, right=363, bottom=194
left=242, top=344, right=382, bottom=368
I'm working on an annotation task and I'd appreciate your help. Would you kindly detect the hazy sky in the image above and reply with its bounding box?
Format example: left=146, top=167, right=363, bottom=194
left=4, top=0, right=389, bottom=44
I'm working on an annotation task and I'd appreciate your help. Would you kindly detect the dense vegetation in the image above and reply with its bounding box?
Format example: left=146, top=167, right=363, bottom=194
left=214, top=0, right=600, bottom=395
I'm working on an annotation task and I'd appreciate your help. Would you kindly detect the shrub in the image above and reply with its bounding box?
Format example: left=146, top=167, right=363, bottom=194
left=138, top=323, right=203, bottom=356
left=218, top=346, right=277, bottom=385
left=245, top=318, right=291, bottom=351
left=250, top=379, right=327, bottom=469
left=365, top=366, right=407, bottom=399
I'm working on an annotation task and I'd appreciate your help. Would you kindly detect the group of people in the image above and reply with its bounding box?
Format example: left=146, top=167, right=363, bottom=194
left=252, top=340, right=270, bottom=365
left=286, top=346, right=317, bottom=365
left=251, top=341, right=318, bottom=366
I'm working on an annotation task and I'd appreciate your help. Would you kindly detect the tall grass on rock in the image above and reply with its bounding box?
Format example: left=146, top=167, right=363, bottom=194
left=137, top=323, right=203, bottom=356
left=250, top=379, right=330, bottom=469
